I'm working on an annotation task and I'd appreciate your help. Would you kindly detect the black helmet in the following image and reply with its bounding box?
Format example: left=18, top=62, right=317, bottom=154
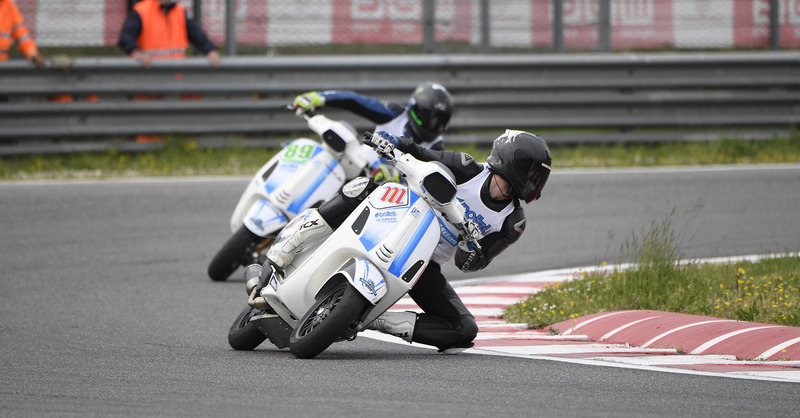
left=486, top=130, right=552, bottom=203
left=406, top=83, right=453, bottom=143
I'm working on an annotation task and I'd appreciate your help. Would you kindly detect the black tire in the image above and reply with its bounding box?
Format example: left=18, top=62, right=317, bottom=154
left=228, top=306, right=268, bottom=351
left=208, top=226, right=260, bottom=281
left=289, top=283, right=367, bottom=359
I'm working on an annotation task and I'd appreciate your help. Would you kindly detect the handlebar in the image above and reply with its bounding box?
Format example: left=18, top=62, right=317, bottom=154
left=362, top=131, right=374, bottom=144
left=286, top=103, right=316, bottom=119
left=362, top=131, right=395, bottom=161
left=363, top=130, right=481, bottom=249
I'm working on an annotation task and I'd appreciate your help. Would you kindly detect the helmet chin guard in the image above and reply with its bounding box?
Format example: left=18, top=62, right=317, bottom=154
left=486, top=130, right=552, bottom=203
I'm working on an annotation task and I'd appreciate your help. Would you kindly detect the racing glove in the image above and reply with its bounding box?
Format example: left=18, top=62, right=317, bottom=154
left=455, top=239, right=487, bottom=272
left=293, top=91, right=326, bottom=113
left=372, top=130, right=398, bottom=156
left=454, top=219, right=486, bottom=272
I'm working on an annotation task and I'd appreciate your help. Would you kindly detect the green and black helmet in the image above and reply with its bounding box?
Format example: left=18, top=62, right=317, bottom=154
left=406, top=83, right=453, bottom=143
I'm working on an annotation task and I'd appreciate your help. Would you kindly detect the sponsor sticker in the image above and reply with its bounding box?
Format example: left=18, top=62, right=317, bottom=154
left=375, top=210, right=399, bottom=223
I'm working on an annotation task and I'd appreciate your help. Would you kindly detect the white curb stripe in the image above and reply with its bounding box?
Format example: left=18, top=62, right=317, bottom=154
left=600, top=316, right=661, bottom=341
left=756, top=336, right=800, bottom=360
left=690, top=326, right=782, bottom=354
left=641, top=319, right=736, bottom=348
left=560, top=311, right=634, bottom=335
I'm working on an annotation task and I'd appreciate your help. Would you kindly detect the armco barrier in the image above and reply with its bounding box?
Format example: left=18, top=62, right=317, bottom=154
left=0, top=52, right=798, bottom=155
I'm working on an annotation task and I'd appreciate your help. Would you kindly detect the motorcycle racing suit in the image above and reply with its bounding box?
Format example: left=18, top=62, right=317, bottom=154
left=301, top=90, right=447, bottom=151
left=294, top=89, right=448, bottom=183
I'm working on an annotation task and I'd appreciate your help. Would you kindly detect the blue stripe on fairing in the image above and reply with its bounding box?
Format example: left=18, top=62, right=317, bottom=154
left=249, top=200, right=287, bottom=230
left=359, top=192, right=419, bottom=251
left=288, top=158, right=339, bottom=213
left=388, top=208, right=435, bottom=277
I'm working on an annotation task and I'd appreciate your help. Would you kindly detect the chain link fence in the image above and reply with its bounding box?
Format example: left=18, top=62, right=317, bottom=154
left=11, top=0, right=800, bottom=54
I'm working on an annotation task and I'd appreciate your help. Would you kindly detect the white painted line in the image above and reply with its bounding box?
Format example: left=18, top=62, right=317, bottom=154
left=756, top=336, right=800, bottom=360
left=389, top=306, right=506, bottom=317
left=600, top=316, right=661, bottom=341
left=474, top=343, right=668, bottom=356
left=595, top=355, right=800, bottom=367
left=476, top=322, right=529, bottom=330
left=589, top=355, right=738, bottom=366
left=560, top=311, right=634, bottom=335
left=474, top=332, right=590, bottom=341
left=456, top=286, right=542, bottom=295
left=456, top=295, right=530, bottom=305
left=730, top=371, right=800, bottom=381
left=641, top=319, right=736, bottom=348
left=690, top=326, right=782, bottom=355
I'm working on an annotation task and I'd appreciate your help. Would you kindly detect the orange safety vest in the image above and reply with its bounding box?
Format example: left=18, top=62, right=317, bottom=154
left=134, top=0, right=188, bottom=60
left=0, top=0, right=39, bottom=61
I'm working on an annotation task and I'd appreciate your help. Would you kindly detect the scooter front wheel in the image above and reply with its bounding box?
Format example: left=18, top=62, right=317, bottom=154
left=289, top=283, right=367, bottom=359
left=208, top=226, right=263, bottom=281
left=228, top=306, right=268, bottom=350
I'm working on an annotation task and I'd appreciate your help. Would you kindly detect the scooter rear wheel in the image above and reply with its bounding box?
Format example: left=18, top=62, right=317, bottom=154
left=228, top=306, right=268, bottom=350
left=289, top=283, right=367, bottom=359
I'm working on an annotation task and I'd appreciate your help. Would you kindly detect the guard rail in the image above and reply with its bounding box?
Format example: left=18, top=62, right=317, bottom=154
left=0, top=52, right=798, bottom=155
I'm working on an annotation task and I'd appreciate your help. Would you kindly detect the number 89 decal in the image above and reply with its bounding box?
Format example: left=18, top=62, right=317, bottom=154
left=283, top=144, right=317, bottom=163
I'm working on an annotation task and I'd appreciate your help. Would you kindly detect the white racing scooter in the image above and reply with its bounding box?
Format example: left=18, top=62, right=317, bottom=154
left=227, top=132, right=480, bottom=359
left=207, top=110, right=368, bottom=281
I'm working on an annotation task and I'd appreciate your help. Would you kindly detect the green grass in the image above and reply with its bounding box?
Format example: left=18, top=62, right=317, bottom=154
left=2, top=132, right=799, bottom=180
left=504, top=207, right=800, bottom=329
left=0, top=137, right=275, bottom=180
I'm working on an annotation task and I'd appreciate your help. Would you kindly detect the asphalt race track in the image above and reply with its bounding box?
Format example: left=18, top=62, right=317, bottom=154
left=1, top=164, right=799, bottom=417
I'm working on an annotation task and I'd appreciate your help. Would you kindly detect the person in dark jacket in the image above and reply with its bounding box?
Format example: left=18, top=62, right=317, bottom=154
left=293, top=83, right=453, bottom=183
left=293, top=83, right=453, bottom=151
left=264, top=129, right=552, bottom=353
left=118, top=0, right=219, bottom=68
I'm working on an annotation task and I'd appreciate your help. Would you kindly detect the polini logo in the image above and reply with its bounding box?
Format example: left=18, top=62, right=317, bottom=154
left=457, top=198, right=492, bottom=235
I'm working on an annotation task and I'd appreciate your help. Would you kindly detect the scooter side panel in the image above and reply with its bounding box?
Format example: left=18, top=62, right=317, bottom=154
left=230, top=138, right=345, bottom=234
left=242, top=200, right=288, bottom=238
left=332, top=258, right=387, bottom=305
left=266, top=140, right=346, bottom=217
left=360, top=184, right=442, bottom=285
